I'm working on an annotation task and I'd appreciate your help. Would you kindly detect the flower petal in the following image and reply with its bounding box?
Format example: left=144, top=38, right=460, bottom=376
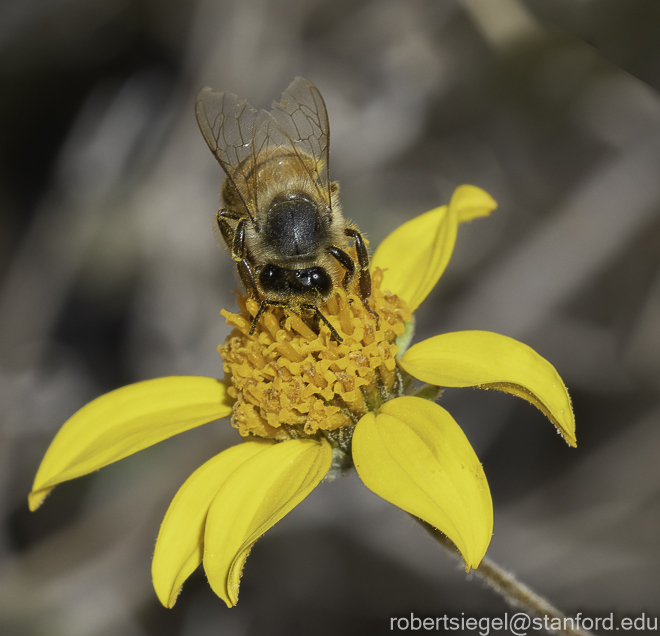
left=353, top=396, right=492, bottom=569
left=203, top=437, right=332, bottom=607
left=371, top=185, right=497, bottom=311
left=399, top=331, right=576, bottom=446
left=29, top=376, right=233, bottom=511
left=152, top=439, right=273, bottom=608
left=453, top=184, right=498, bottom=224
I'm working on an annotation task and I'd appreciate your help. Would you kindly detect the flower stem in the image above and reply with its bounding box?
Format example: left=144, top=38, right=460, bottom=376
left=417, top=519, right=593, bottom=636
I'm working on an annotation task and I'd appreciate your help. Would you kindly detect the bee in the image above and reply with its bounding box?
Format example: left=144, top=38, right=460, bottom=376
left=195, top=76, right=373, bottom=342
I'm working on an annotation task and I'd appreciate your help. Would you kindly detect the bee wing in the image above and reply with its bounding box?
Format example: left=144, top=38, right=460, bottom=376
left=267, top=76, right=331, bottom=207
left=195, top=87, right=269, bottom=221
left=196, top=77, right=331, bottom=220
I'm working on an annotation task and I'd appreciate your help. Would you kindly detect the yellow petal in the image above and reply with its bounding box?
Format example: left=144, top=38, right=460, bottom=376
left=29, top=376, right=233, bottom=511
left=453, top=184, right=498, bottom=224
left=353, top=396, right=492, bottom=569
left=203, top=437, right=332, bottom=607
left=152, top=439, right=273, bottom=608
left=399, top=331, right=576, bottom=447
left=371, top=185, right=497, bottom=311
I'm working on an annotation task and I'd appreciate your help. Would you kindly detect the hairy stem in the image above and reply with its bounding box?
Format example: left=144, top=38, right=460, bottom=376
left=417, top=519, right=593, bottom=636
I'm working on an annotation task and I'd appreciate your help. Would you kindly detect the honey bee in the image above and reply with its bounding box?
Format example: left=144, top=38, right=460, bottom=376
left=195, top=76, right=373, bottom=341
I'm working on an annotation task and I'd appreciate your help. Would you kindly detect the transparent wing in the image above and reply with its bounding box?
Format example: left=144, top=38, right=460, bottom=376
left=195, top=77, right=331, bottom=220
left=268, top=77, right=331, bottom=205
left=195, top=87, right=265, bottom=220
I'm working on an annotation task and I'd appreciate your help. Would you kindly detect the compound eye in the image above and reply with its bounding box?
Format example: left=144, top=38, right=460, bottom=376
left=260, top=264, right=278, bottom=282
left=259, top=264, right=291, bottom=292
left=308, top=267, right=333, bottom=296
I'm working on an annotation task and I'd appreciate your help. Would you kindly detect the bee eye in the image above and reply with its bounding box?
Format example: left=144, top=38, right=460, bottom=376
left=259, top=264, right=290, bottom=290
left=258, top=264, right=332, bottom=298
left=304, top=267, right=333, bottom=296
left=260, top=265, right=278, bottom=281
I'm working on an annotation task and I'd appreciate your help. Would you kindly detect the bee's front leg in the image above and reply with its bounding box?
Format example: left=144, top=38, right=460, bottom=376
left=342, top=228, right=378, bottom=323
left=300, top=304, right=343, bottom=342
left=217, top=210, right=258, bottom=299
left=238, top=259, right=258, bottom=299
left=344, top=228, right=371, bottom=300
left=328, top=246, right=355, bottom=289
left=215, top=209, right=235, bottom=252
left=216, top=209, right=246, bottom=262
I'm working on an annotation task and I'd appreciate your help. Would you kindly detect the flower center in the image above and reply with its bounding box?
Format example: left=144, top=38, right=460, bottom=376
left=219, top=269, right=411, bottom=443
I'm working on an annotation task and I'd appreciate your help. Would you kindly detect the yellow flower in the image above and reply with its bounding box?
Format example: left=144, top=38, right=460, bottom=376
left=28, top=185, right=575, bottom=609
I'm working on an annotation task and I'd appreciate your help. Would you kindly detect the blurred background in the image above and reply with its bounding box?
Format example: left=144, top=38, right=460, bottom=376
left=2, top=0, right=660, bottom=633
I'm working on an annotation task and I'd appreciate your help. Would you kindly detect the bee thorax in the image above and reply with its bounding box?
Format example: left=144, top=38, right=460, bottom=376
left=262, top=195, right=329, bottom=258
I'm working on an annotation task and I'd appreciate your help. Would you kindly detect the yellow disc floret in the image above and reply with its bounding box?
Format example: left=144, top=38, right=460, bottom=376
left=219, top=269, right=411, bottom=440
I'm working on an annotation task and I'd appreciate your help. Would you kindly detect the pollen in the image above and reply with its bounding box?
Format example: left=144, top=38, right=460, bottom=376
left=219, top=269, right=411, bottom=440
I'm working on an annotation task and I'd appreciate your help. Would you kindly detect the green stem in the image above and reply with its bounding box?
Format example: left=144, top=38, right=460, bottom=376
left=417, top=519, right=593, bottom=636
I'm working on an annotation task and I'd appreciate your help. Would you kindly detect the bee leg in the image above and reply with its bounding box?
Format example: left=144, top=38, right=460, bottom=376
left=218, top=208, right=243, bottom=221
left=328, top=246, right=355, bottom=289
left=238, top=259, right=258, bottom=299
left=248, top=299, right=293, bottom=337
left=217, top=212, right=258, bottom=298
left=249, top=300, right=273, bottom=336
left=216, top=209, right=247, bottom=261
left=344, top=228, right=371, bottom=298
left=249, top=299, right=343, bottom=343
left=344, top=228, right=379, bottom=323
left=231, top=219, right=247, bottom=262
left=216, top=211, right=235, bottom=252
left=300, top=304, right=343, bottom=343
